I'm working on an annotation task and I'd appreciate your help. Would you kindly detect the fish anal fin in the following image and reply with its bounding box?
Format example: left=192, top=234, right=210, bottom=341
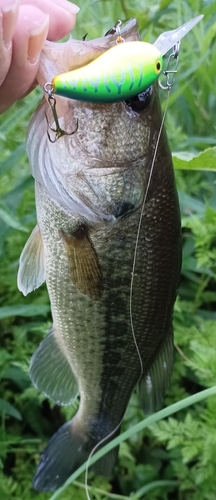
left=17, top=224, right=45, bottom=296
left=60, top=225, right=103, bottom=300
left=139, top=330, right=174, bottom=414
left=30, top=327, right=79, bottom=405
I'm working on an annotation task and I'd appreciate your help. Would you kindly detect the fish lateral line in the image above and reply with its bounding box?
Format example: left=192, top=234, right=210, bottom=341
left=129, top=87, right=172, bottom=393
left=83, top=93, right=172, bottom=500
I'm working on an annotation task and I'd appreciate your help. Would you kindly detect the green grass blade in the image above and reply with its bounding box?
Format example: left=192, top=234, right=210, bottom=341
left=0, top=202, right=28, bottom=232
left=0, top=94, right=41, bottom=136
left=0, top=398, right=22, bottom=421
left=173, top=147, right=216, bottom=171
left=49, top=385, right=216, bottom=500
left=0, top=143, right=26, bottom=174
left=135, top=480, right=179, bottom=497
left=0, top=304, right=50, bottom=319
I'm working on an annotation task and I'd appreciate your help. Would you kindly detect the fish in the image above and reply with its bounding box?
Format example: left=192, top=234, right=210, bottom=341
left=17, top=17, right=184, bottom=492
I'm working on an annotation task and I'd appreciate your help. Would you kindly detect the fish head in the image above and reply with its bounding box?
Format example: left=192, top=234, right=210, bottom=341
left=28, top=19, right=167, bottom=223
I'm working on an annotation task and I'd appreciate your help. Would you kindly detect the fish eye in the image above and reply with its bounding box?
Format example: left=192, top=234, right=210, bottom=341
left=125, top=86, right=152, bottom=112
left=156, top=60, right=162, bottom=73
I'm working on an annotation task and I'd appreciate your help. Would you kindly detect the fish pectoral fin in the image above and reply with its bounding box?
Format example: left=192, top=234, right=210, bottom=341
left=30, top=327, right=79, bottom=405
left=139, top=329, right=173, bottom=415
left=17, top=224, right=45, bottom=296
left=60, top=225, right=103, bottom=300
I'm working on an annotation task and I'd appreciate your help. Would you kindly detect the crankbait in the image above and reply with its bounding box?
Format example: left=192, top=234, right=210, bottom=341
left=50, top=41, right=163, bottom=104
left=44, top=15, right=203, bottom=142
left=45, top=15, right=203, bottom=106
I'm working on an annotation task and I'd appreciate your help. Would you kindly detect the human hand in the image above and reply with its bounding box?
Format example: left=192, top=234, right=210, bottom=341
left=0, top=0, right=79, bottom=114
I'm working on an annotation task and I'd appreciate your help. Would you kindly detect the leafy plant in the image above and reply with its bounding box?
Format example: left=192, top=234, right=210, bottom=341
left=0, top=1, right=216, bottom=499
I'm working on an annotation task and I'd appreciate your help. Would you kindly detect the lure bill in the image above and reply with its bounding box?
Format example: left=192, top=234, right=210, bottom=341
left=154, top=14, right=203, bottom=55
left=47, top=15, right=203, bottom=105
left=51, top=41, right=163, bottom=103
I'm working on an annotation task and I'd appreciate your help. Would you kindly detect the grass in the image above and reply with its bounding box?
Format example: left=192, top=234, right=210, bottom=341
left=0, top=1, right=216, bottom=499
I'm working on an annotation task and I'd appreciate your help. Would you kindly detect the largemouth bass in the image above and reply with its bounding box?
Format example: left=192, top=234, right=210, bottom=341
left=18, top=19, right=181, bottom=491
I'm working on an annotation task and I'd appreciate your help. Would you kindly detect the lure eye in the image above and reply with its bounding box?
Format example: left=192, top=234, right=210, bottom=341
left=156, top=60, right=162, bottom=74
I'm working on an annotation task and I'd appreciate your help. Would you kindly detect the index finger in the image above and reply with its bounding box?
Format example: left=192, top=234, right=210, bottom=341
left=19, top=0, right=79, bottom=40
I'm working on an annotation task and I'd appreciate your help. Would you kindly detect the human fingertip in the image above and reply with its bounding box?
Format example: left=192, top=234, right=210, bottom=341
left=28, top=14, right=49, bottom=64
left=2, top=0, right=19, bottom=13
left=60, top=1, right=80, bottom=15
left=2, top=0, right=19, bottom=48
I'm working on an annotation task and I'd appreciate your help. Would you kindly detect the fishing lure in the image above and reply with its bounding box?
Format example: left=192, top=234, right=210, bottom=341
left=45, top=15, right=203, bottom=106
left=50, top=41, right=163, bottom=103
left=44, top=15, right=203, bottom=142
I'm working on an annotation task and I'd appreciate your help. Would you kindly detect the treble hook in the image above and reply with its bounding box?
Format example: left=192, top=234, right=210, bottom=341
left=44, top=83, right=78, bottom=143
left=115, top=20, right=125, bottom=44
left=104, top=19, right=125, bottom=43
left=159, top=41, right=180, bottom=90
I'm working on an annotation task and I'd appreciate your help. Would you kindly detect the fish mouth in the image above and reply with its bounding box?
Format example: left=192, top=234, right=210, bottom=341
left=124, top=86, right=153, bottom=112
left=30, top=19, right=157, bottom=223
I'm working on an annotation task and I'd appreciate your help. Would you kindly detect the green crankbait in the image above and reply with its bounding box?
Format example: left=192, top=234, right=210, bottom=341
left=51, top=41, right=163, bottom=104
left=44, top=15, right=203, bottom=142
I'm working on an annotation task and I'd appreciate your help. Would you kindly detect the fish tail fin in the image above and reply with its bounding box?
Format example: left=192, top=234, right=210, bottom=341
left=33, top=417, right=119, bottom=492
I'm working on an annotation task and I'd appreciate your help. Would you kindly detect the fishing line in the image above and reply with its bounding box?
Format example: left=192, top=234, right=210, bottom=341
left=84, top=41, right=179, bottom=498
left=129, top=87, right=171, bottom=385
left=84, top=417, right=124, bottom=500
left=129, top=41, right=180, bottom=381
left=84, top=88, right=171, bottom=500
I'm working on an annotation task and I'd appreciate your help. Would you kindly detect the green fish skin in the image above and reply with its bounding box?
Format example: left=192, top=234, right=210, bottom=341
left=18, top=20, right=181, bottom=492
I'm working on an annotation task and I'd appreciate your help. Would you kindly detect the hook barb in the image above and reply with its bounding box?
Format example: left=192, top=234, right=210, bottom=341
left=44, top=82, right=78, bottom=143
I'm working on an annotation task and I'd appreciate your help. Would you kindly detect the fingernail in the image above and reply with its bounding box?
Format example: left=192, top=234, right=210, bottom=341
left=28, top=14, right=49, bottom=64
left=61, top=2, right=80, bottom=15
left=2, top=0, right=19, bottom=48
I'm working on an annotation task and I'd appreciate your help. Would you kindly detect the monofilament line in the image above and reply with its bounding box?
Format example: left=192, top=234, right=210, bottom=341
left=129, top=88, right=171, bottom=385
left=84, top=417, right=123, bottom=500
left=84, top=90, right=171, bottom=500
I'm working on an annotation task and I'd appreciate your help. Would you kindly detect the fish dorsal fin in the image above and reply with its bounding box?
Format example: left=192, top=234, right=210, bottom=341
left=17, top=224, right=45, bottom=296
left=139, top=330, right=174, bottom=414
left=60, top=225, right=103, bottom=300
left=30, top=327, right=79, bottom=405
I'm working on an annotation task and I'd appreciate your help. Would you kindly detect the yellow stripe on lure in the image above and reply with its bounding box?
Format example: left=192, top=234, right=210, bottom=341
left=51, top=41, right=163, bottom=103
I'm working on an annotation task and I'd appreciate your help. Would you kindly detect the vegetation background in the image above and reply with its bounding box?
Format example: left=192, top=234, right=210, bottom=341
left=0, top=0, right=216, bottom=499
